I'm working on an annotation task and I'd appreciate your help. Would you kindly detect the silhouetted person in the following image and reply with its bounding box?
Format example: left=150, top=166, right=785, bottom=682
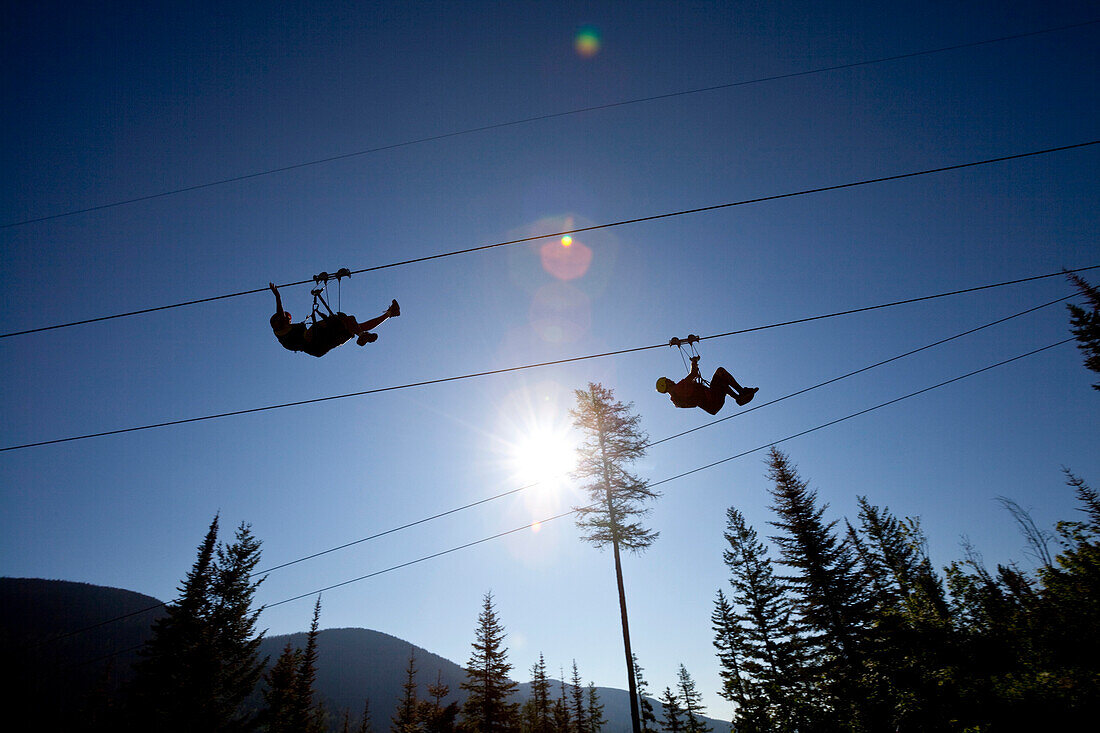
left=269, top=282, right=399, bottom=358
left=656, top=356, right=758, bottom=415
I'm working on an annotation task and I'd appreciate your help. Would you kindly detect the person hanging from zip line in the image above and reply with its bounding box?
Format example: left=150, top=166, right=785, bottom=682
left=656, top=337, right=757, bottom=415
left=268, top=281, right=399, bottom=358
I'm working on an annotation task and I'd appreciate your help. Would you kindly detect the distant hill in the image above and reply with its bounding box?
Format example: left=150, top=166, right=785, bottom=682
left=0, top=578, right=730, bottom=732
left=0, top=577, right=166, bottom=728
left=258, top=627, right=469, bottom=730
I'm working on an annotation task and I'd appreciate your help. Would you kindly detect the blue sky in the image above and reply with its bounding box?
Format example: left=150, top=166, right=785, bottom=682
left=2, top=0, right=1098, bottom=721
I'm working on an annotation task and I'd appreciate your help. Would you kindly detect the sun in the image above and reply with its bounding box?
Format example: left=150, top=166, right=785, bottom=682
left=510, top=426, right=577, bottom=487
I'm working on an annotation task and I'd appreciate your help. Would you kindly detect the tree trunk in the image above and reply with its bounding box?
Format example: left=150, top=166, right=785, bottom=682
left=611, top=505, right=642, bottom=733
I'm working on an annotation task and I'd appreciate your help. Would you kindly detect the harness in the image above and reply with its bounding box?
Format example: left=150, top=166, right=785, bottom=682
left=669, top=334, right=709, bottom=386
left=308, top=268, right=352, bottom=325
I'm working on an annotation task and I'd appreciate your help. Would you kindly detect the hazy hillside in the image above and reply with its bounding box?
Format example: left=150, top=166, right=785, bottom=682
left=259, top=627, right=468, bottom=730
left=0, top=578, right=730, bottom=732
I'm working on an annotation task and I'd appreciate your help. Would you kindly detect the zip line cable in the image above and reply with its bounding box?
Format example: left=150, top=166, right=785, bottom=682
left=54, top=336, right=1077, bottom=669
left=3, top=266, right=1094, bottom=453
left=32, top=297, right=1071, bottom=645
left=6, top=18, right=1096, bottom=231
left=647, top=293, right=1073, bottom=447
left=254, top=293, right=1072, bottom=576
left=2, top=141, right=1097, bottom=340
left=262, top=338, right=1074, bottom=610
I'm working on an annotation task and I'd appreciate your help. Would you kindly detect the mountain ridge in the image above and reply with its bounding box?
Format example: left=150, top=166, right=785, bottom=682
left=0, top=578, right=731, bottom=731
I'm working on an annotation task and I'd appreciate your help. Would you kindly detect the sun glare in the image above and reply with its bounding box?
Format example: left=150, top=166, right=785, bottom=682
left=510, top=427, right=577, bottom=488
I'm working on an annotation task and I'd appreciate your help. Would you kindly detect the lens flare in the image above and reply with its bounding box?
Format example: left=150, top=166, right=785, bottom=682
left=540, top=236, right=591, bottom=280
left=531, top=521, right=542, bottom=533
left=574, top=27, right=601, bottom=57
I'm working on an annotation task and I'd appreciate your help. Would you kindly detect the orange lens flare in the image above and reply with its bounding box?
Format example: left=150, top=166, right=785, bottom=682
left=574, top=27, right=601, bottom=57
left=540, top=237, right=591, bottom=280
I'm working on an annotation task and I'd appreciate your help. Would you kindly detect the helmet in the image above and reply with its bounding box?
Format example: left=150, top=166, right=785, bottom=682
left=655, top=377, right=670, bottom=393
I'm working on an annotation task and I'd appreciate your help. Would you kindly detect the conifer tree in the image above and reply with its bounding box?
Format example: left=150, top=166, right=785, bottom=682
left=358, top=699, right=376, bottom=733
left=657, top=687, right=683, bottom=732
left=710, top=591, right=751, bottom=719
left=586, top=683, right=606, bottom=733
left=522, top=654, right=553, bottom=733
left=571, top=383, right=658, bottom=733
left=211, top=521, right=266, bottom=728
left=133, top=516, right=220, bottom=729
left=675, top=666, right=710, bottom=733
left=719, top=507, right=809, bottom=729
left=460, top=592, right=519, bottom=732
left=421, top=670, right=458, bottom=733
left=845, top=500, right=956, bottom=728
left=392, top=649, right=420, bottom=733
left=1066, top=273, right=1100, bottom=390
left=292, top=597, right=325, bottom=733
left=631, top=655, right=658, bottom=733
left=569, top=661, right=589, bottom=733
left=132, top=515, right=266, bottom=732
left=552, top=674, right=572, bottom=733
left=263, top=643, right=303, bottom=733
left=766, top=448, right=871, bottom=721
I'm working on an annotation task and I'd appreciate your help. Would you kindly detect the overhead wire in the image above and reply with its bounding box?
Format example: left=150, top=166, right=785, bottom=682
left=255, top=292, right=1073, bottom=576
left=2, top=141, right=1098, bottom=340
left=5, top=18, right=1096, bottom=230
left=18, top=17, right=1098, bottom=667
left=56, top=335, right=1077, bottom=667
left=262, top=337, right=1074, bottom=609
left=3, top=266, right=1094, bottom=453
left=32, top=294, right=1072, bottom=645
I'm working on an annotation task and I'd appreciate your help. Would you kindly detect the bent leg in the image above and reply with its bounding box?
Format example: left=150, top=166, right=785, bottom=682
left=713, top=367, right=758, bottom=406
left=711, top=367, right=746, bottom=397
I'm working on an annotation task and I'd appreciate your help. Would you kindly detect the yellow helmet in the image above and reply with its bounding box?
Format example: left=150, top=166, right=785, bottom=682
left=655, top=377, right=671, bottom=393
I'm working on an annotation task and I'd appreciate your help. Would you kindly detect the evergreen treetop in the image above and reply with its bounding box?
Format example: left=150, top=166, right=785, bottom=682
left=460, top=592, right=519, bottom=732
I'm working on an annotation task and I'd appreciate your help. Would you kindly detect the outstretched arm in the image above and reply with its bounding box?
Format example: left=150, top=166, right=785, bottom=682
left=269, top=282, right=285, bottom=315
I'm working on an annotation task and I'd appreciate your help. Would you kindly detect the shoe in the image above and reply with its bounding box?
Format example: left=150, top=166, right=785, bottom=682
left=388, top=299, right=400, bottom=317
left=357, top=332, right=378, bottom=345
left=735, top=387, right=758, bottom=406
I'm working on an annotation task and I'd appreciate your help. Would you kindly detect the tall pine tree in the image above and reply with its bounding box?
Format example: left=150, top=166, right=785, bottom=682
left=719, top=507, right=808, bottom=730
left=571, top=383, right=658, bottom=733
left=132, top=516, right=265, bottom=732
left=460, top=592, right=519, bottom=732
left=766, top=448, right=871, bottom=724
